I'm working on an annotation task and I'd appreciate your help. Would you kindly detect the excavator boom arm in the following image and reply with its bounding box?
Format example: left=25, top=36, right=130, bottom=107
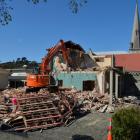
left=26, top=39, right=69, bottom=88
left=40, top=40, right=69, bottom=74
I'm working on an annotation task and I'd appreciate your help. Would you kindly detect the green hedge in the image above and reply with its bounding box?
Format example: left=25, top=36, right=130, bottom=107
left=112, top=107, right=140, bottom=140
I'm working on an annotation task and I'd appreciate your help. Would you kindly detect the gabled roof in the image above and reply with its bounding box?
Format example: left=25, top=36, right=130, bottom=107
left=65, top=41, right=85, bottom=52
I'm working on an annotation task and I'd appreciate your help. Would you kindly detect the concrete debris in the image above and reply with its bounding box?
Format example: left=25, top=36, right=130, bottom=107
left=123, top=96, right=137, bottom=103
left=98, top=105, right=108, bottom=113
left=106, top=105, right=115, bottom=113
left=114, top=96, right=140, bottom=110
left=134, top=100, right=140, bottom=105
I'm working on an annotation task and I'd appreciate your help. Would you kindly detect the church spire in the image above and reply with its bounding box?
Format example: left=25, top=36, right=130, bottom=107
left=129, top=0, right=140, bottom=52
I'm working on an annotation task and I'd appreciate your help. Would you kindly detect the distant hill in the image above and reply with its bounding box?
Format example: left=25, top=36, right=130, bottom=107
left=0, top=57, right=38, bottom=69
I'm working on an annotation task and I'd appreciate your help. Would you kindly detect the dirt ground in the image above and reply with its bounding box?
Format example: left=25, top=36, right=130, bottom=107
left=0, top=112, right=112, bottom=140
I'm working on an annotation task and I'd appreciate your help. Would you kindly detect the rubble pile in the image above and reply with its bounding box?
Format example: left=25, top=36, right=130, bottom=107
left=60, top=88, right=110, bottom=113
left=115, top=96, right=140, bottom=108
left=0, top=88, right=77, bottom=132
left=75, top=91, right=111, bottom=113
left=0, top=87, right=112, bottom=132
left=0, top=88, right=140, bottom=132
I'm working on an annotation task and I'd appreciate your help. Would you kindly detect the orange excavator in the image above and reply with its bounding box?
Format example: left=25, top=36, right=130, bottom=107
left=26, top=40, right=69, bottom=88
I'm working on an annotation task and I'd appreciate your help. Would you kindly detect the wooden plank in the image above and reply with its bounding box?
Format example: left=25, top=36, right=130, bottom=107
left=22, top=107, right=58, bottom=114
left=26, top=114, right=62, bottom=122
left=19, top=101, right=53, bottom=107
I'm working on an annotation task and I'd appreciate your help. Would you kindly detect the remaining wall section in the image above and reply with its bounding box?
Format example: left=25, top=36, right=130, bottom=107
left=0, top=69, right=9, bottom=90
left=57, top=71, right=97, bottom=91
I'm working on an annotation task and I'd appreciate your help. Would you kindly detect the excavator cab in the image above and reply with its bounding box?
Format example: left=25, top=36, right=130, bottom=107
left=26, top=74, right=50, bottom=88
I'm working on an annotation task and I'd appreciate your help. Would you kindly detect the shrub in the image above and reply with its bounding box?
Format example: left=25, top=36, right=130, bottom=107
left=112, top=106, right=140, bottom=140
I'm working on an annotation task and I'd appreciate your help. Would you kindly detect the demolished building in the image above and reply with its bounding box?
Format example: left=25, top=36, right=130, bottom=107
left=48, top=41, right=112, bottom=95
left=55, top=41, right=97, bottom=91
left=6, top=41, right=111, bottom=95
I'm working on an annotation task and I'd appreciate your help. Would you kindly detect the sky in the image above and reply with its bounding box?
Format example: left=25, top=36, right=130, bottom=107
left=0, top=0, right=137, bottom=62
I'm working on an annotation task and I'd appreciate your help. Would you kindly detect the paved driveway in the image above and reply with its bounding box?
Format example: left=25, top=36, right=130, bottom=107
left=0, top=112, right=112, bottom=140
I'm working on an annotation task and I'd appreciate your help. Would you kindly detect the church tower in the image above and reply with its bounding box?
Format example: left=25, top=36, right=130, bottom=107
left=129, top=0, right=140, bottom=52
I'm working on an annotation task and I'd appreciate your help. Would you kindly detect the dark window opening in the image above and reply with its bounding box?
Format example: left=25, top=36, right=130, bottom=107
left=95, top=58, right=104, bottom=62
left=9, top=81, right=25, bottom=88
left=58, top=80, right=63, bottom=87
left=83, top=80, right=95, bottom=91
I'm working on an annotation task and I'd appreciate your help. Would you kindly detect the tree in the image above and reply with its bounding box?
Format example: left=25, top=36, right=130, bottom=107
left=16, top=57, right=21, bottom=62
left=0, top=0, right=88, bottom=25
left=0, top=0, right=12, bottom=25
left=112, top=107, right=140, bottom=140
left=21, top=57, right=27, bottom=62
left=0, top=57, right=38, bottom=69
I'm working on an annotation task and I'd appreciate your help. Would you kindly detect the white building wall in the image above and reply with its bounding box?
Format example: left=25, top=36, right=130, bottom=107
left=97, top=71, right=105, bottom=94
